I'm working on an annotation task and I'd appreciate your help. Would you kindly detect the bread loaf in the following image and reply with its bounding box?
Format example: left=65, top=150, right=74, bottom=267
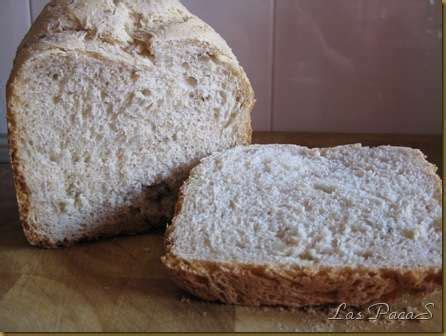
left=7, top=0, right=255, bottom=247
left=162, top=144, right=442, bottom=307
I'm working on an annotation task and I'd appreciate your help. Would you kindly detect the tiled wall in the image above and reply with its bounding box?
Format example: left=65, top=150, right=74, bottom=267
left=0, top=0, right=31, bottom=135
left=0, top=0, right=442, bottom=135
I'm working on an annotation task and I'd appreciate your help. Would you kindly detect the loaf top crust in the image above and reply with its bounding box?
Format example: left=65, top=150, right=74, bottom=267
left=14, top=0, right=243, bottom=72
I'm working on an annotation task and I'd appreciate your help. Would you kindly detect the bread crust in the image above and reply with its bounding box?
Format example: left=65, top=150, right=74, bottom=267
left=161, top=147, right=442, bottom=307
left=6, top=53, right=41, bottom=247
left=162, top=254, right=441, bottom=307
left=7, top=0, right=255, bottom=248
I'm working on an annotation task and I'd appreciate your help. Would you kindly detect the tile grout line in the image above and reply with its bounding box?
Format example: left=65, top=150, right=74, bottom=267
left=269, top=0, right=277, bottom=132
left=28, top=0, right=33, bottom=23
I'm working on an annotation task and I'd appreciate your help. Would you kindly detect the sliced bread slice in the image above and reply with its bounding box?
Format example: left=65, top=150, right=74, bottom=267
left=7, top=0, right=254, bottom=247
left=162, top=144, right=442, bottom=307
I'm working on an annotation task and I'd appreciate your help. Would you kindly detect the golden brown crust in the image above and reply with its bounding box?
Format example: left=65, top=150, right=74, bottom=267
left=6, top=52, right=38, bottom=247
left=6, top=3, right=66, bottom=248
left=161, top=254, right=441, bottom=307
left=242, top=93, right=255, bottom=145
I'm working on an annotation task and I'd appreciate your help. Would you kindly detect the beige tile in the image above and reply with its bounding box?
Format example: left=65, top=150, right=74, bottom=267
left=273, top=0, right=441, bottom=134
left=0, top=0, right=31, bottom=135
left=182, top=0, right=274, bottom=131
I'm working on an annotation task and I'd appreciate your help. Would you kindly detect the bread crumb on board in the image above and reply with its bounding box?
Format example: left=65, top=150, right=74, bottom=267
left=179, top=296, right=191, bottom=304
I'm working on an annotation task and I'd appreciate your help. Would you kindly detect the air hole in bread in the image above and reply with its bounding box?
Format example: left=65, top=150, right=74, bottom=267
left=49, top=153, right=60, bottom=163
left=72, top=153, right=81, bottom=163
left=303, top=200, right=312, bottom=211
left=74, top=194, right=84, bottom=209
left=314, top=184, right=336, bottom=194
left=186, top=76, right=198, bottom=87
left=402, top=229, right=417, bottom=240
left=354, top=169, right=365, bottom=177
left=362, top=251, right=373, bottom=260
left=350, top=225, right=363, bottom=234
left=213, top=108, right=220, bottom=120
left=141, top=89, right=152, bottom=97
left=200, top=95, right=211, bottom=102
left=299, top=250, right=318, bottom=261
left=219, top=91, right=227, bottom=104
left=82, top=106, right=92, bottom=120
left=263, top=160, right=273, bottom=173
left=58, top=202, right=68, bottom=213
left=100, top=91, right=107, bottom=100
left=131, top=71, right=140, bottom=81
left=95, top=133, right=104, bottom=142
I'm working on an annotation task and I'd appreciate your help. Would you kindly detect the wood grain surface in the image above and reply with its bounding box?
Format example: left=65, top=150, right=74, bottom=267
left=0, top=133, right=442, bottom=332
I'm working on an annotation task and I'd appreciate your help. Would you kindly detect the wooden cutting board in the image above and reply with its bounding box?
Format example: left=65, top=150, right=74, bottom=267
left=0, top=133, right=442, bottom=332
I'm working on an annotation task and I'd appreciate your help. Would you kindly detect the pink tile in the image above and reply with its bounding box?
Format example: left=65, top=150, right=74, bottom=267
left=183, top=0, right=274, bottom=131
left=273, top=0, right=442, bottom=134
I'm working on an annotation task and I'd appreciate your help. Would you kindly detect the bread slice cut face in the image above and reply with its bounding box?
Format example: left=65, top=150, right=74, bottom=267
left=162, top=144, right=442, bottom=307
left=7, top=0, right=254, bottom=247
